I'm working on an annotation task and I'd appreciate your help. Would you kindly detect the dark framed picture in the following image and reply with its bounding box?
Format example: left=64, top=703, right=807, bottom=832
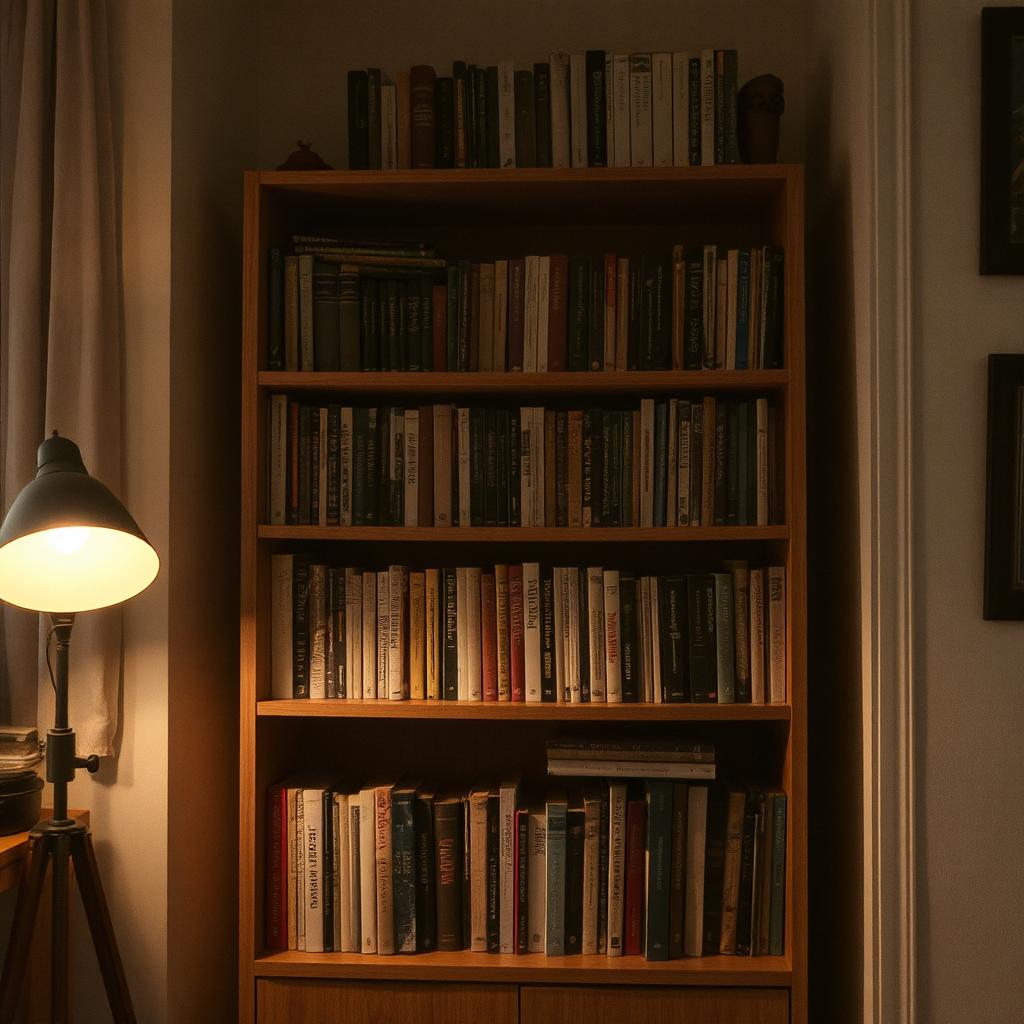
left=981, top=8, right=1024, bottom=273
left=985, top=354, right=1024, bottom=618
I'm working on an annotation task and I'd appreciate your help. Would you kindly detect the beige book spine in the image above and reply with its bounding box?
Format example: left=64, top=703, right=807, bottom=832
left=466, top=566, right=483, bottom=701
left=581, top=793, right=601, bottom=954
left=458, top=407, right=471, bottom=527
left=344, top=568, right=362, bottom=698
left=409, top=571, right=426, bottom=700
left=286, top=788, right=298, bottom=949
left=374, top=785, right=394, bottom=954
left=469, top=789, right=489, bottom=951
left=749, top=568, right=766, bottom=703
left=425, top=569, right=441, bottom=700
left=358, top=788, right=377, bottom=953
left=376, top=571, right=390, bottom=700
left=767, top=566, right=786, bottom=703
left=719, top=790, right=746, bottom=953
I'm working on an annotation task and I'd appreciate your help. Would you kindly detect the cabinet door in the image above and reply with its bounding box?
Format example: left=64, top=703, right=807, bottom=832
left=257, top=979, right=518, bottom=1024
left=520, top=985, right=789, bottom=1024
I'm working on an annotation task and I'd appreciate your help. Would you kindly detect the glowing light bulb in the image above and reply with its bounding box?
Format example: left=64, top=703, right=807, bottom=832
left=46, top=527, right=89, bottom=555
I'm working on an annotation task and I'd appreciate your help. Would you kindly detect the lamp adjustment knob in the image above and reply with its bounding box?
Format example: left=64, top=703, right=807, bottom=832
left=75, top=754, right=100, bottom=774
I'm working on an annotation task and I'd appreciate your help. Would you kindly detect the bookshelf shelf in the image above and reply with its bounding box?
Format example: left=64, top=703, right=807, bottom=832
left=241, top=164, right=807, bottom=1024
left=259, top=370, right=789, bottom=395
left=255, top=698, right=792, bottom=721
left=258, top=525, right=789, bottom=543
left=253, top=950, right=792, bottom=987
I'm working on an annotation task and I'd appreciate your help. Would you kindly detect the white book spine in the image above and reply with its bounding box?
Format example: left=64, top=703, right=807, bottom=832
left=404, top=409, right=419, bottom=527
left=466, top=566, right=483, bottom=701
left=270, top=555, right=293, bottom=700
left=581, top=796, right=601, bottom=954
left=700, top=49, right=715, bottom=166
left=269, top=394, right=287, bottom=525
left=374, top=786, right=394, bottom=954
left=495, top=564, right=511, bottom=701
left=604, top=53, right=616, bottom=166
left=340, top=407, right=353, bottom=525
left=523, top=562, right=543, bottom=702
left=499, top=780, right=519, bottom=953
left=498, top=62, right=516, bottom=167
left=607, top=783, right=627, bottom=955
left=612, top=55, right=630, bottom=168
left=523, top=256, right=539, bottom=372
left=308, top=564, right=326, bottom=699
left=493, top=259, right=509, bottom=371
left=375, top=571, right=389, bottom=700
left=549, top=53, right=571, bottom=168
left=756, top=397, right=769, bottom=525
left=640, top=398, right=655, bottom=527
left=672, top=52, right=689, bottom=166
left=667, top=398, right=679, bottom=526
left=586, top=567, right=606, bottom=701
left=651, top=52, right=673, bottom=166
left=678, top=406, right=691, bottom=526
left=387, top=565, right=407, bottom=700
left=603, top=570, right=622, bottom=702
left=358, top=789, right=377, bottom=952
left=527, top=810, right=547, bottom=952
left=458, top=407, right=471, bottom=526
left=456, top=567, right=469, bottom=701
left=520, top=405, right=533, bottom=527
left=749, top=568, right=766, bottom=703
left=334, top=793, right=351, bottom=951
left=346, top=795, right=362, bottom=951
left=768, top=567, right=786, bottom=703
left=569, top=53, right=588, bottom=167
left=553, top=568, right=567, bottom=701
left=381, top=81, right=397, bottom=169
left=361, top=571, right=376, bottom=699
left=536, top=255, right=550, bottom=372
left=302, top=790, right=325, bottom=952
left=628, top=54, right=653, bottom=167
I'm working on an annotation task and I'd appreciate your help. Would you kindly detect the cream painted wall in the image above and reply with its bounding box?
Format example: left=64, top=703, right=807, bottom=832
left=255, top=0, right=812, bottom=169
left=912, top=2, right=1024, bottom=1021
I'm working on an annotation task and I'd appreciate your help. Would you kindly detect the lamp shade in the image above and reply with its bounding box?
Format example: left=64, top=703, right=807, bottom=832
left=0, top=434, right=159, bottom=613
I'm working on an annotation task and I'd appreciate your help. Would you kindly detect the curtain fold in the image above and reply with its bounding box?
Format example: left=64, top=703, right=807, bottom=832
left=1, top=0, right=123, bottom=756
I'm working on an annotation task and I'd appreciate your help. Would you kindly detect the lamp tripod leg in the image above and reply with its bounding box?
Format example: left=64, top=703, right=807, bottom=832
left=0, top=833, right=52, bottom=1021
left=69, top=832, right=136, bottom=1024
left=50, top=836, right=70, bottom=1023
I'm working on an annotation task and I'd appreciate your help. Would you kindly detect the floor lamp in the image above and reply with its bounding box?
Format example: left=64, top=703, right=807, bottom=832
left=0, top=434, right=159, bottom=1024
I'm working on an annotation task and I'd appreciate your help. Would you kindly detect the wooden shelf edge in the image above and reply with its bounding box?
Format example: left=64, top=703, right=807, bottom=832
left=256, top=525, right=790, bottom=543
left=258, top=370, right=789, bottom=394
left=255, top=699, right=792, bottom=721
left=252, top=951, right=792, bottom=987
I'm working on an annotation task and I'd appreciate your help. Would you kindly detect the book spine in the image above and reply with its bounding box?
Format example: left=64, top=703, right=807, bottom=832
left=508, top=259, right=526, bottom=371
left=569, top=53, right=587, bottom=168
left=713, top=572, right=736, bottom=704
left=671, top=53, right=689, bottom=166
left=767, top=566, right=786, bottom=703
left=515, top=809, right=530, bottom=953
left=499, top=781, right=518, bottom=954
left=469, top=791, right=488, bottom=951
left=268, top=248, right=284, bottom=370
left=684, top=785, right=707, bottom=955
left=628, top=54, right=653, bottom=166
left=564, top=807, right=584, bottom=955
left=714, top=51, right=726, bottom=164
left=736, top=795, right=757, bottom=956
left=585, top=50, right=607, bottom=166
left=607, top=783, right=627, bottom=956
left=702, top=786, right=728, bottom=956
left=651, top=52, right=673, bottom=166
left=497, top=62, right=516, bottom=167
left=549, top=52, right=571, bottom=168
left=408, top=571, right=426, bottom=700
left=434, top=800, right=463, bottom=950
left=534, top=62, right=552, bottom=167
left=435, top=77, right=455, bottom=167
left=644, top=781, right=672, bottom=960
left=387, top=566, right=407, bottom=700
left=527, top=810, right=547, bottom=952
left=623, top=797, right=646, bottom=955
left=396, top=70, right=411, bottom=169
left=481, top=572, right=498, bottom=701
left=544, top=798, right=567, bottom=955
left=769, top=793, right=787, bottom=956
left=466, top=566, right=483, bottom=701
left=270, top=555, right=293, bottom=700
left=381, top=79, right=398, bottom=169
left=412, top=791, right=436, bottom=952
left=668, top=782, right=687, bottom=958
left=392, top=789, right=417, bottom=953
left=700, top=50, right=714, bottom=166
left=374, top=785, right=395, bottom=954
left=347, top=70, right=370, bottom=169
left=376, top=571, right=390, bottom=698
left=612, top=55, right=630, bottom=167
left=749, top=568, right=766, bottom=703
left=514, top=69, right=536, bottom=168
left=719, top=790, right=746, bottom=954
left=360, top=571, right=375, bottom=698
left=302, top=789, right=325, bottom=952
left=357, top=790, right=377, bottom=952
left=453, top=62, right=468, bottom=168
left=486, top=794, right=500, bottom=952
left=581, top=794, right=601, bottom=954
left=367, top=68, right=382, bottom=169
left=266, top=785, right=288, bottom=950
left=522, top=562, right=542, bottom=702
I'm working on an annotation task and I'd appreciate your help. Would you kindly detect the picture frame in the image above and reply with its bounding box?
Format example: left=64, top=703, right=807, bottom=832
left=984, top=354, right=1024, bottom=618
left=981, top=7, right=1024, bottom=273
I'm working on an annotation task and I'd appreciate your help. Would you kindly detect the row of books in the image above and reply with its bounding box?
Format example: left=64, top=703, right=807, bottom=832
left=267, top=397, right=783, bottom=530
left=269, top=558, right=787, bottom=705
left=266, top=777, right=787, bottom=961
left=266, top=242, right=785, bottom=374
left=347, top=50, right=743, bottom=170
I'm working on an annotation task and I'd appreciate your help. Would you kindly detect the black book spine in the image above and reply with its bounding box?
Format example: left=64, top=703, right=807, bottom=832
left=268, top=247, right=283, bottom=370
left=735, top=793, right=758, bottom=956
left=509, top=409, right=521, bottom=526
left=653, top=401, right=667, bottom=528
left=363, top=407, right=379, bottom=525
left=620, top=409, right=633, bottom=527
left=465, top=63, right=477, bottom=169
left=541, top=566, right=556, bottom=702
left=484, top=408, right=499, bottom=527
left=414, top=792, right=437, bottom=952
left=516, top=811, right=530, bottom=954
left=486, top=793, right=500, bottom=952
left=660, top=576, right=690, bottom=702
left=627, top=260, right=642, bottom=370
left=383, top=279, right=399, bottom=371
left=443, top=568, right=459, bottom=700
left=608, top=411, right=622, bottom=527
left=470, top=407, right=485, bottom=527
left=564, top=808, right=585, bottom=954
left=485, top=66, right=500, bottom=167
left=321, top=789, right=335, bottom=951
left=588, top=257, right=604, bottom=371
left=567, top=256, right=590, bottom=371
left=640, top=256, right=655, bottom=370
left=714, top=400, right=728, bottom=526
left=376, top=407, right=391, bottom=525
left=435, top=77, right=455, bottom=168
left=457, top=259, right=471, bottom=371
left=644, top=780, right=673, bottom=961
left=703, top=785, right=730, bottom=954
left=687, top=58, right=701, bottom=165
left=347, top=70, right=370, bottom=169
left=725, top=51, right=741, bottom=164
left=292, top=557, right=309, bottom=698
left=298, top=405, right=312, bottom=525
left=689, top=401, right=704, bottom=525
left=326, top=405, right=341, bottom=526
left=726, top=402, right=739, bottom=525
left=585, top=50, right=607, bottom=167
left=683, top=248, right=704, bottom=370
left=433, top=800, right=463, bottom=950
left=514, top=70, right=536, bottom=167
left=687, top=573, right=718, bottom=702
left=461, top=799, right=472, bottom=949
left=578, top=568, right=591, bottom=702
left=352, top=407, right=368, bottom=525
left=367, top=68, right=382, bottom=169
left=619, top=574, right=639, bottom=702
left=392, top=789, right=417, bottom=953
left=534, top=62, right=552, bottom=167
left=652, top=257, right=672, bottom=370
left=668, top=782, right=687, bottom=958
left=496, top=410, right=510, bottom=527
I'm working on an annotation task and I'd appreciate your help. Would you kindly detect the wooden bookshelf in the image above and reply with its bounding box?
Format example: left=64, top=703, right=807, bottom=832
left=240, top=166, right=806, bottom=1024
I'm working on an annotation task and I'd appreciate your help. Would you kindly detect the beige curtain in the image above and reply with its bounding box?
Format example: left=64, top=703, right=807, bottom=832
left=0, top=0, right=123, bottom=757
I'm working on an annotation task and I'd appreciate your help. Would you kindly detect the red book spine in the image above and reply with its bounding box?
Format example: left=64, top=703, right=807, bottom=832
left=288, top=400, right=299, bottom=524
left=265, top=784, right=288, bottom=950
left=481, top=572, right=498, bottom=700
left=624, top=796, right=647, bottom=956
left=432, top=283, right=447, bottom=371
left=508, top=258, right=526, bottom=371
left=508, top=564, right=525, bottom=701
left=547, top=254, right=568, bottom=371
left=410, top=65, right=437, bottom=169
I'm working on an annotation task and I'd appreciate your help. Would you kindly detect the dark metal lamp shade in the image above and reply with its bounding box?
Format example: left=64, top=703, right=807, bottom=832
left=0, top=435, right=159, bottom=612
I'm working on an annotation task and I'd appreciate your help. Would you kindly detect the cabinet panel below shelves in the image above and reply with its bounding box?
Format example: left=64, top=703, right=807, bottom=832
left=256, top=979, right=517, bottom=1024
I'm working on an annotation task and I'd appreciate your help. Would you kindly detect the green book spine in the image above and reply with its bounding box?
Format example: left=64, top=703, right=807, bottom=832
left=485, top=67, right=500, bottom=167
left=392, top=787, right=418, bottom=953
left=712, top=572, right=736, bottom=703
left=534, top=62, right=552, bottom=167
left=643, top=780, right=673, bottom=961
left=668, top=783, right=687, bottom=958
left=313, top=261, right=341, bottom=371
left=514, top=70, right=536, bottom=167
left=268, top=247, right=283, bottom=369
left=347, top=70, right=370, bottom=169
left=567, top=257, right=590, bottom=370
left=367, top=68, right=382, bottom=169
left=768, top=794, right=788, bottom=956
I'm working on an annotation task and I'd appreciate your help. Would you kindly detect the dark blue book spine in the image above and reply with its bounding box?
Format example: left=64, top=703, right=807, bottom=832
left=564, top=808, right=585, bottom=955
left=769, top=793, right=788, bottom=955
left=643, top=781, right=673, bottom=960
left=392, top=789, right=417, bottom=953
left=414, top=792, right=437, bottom=952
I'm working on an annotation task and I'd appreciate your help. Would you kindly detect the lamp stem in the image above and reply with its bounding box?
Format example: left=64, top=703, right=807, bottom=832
left=48, top=613, right=76, bottom=826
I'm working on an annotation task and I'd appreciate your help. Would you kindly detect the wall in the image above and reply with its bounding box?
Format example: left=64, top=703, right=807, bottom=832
left=912, top=2, right=1024, bottom=1021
